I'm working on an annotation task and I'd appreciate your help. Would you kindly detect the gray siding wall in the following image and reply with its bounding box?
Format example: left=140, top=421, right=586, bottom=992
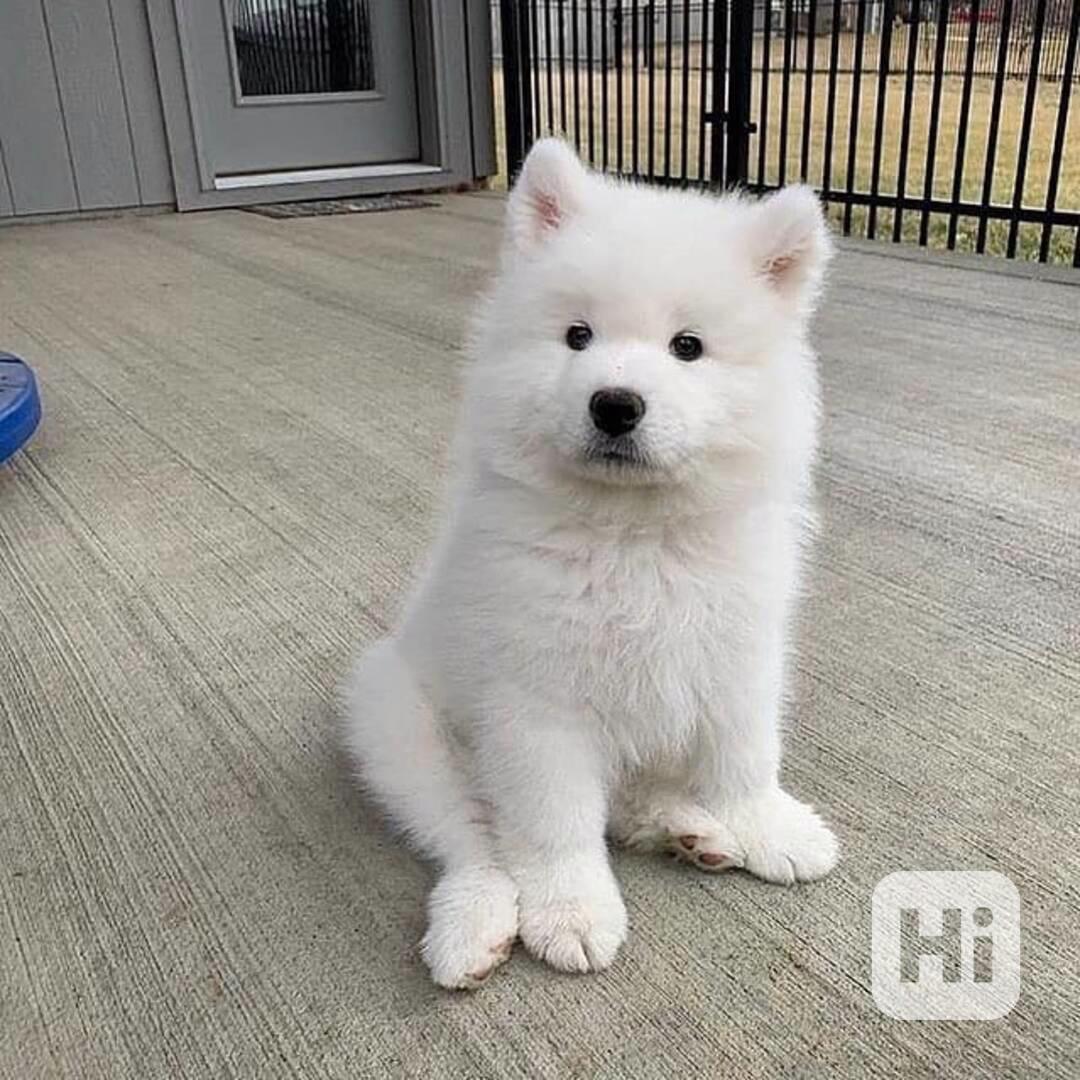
left=0, top=0, right=174, bottom=220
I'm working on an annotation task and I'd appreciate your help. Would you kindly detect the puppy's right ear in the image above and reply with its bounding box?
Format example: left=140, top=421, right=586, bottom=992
left=744, top=185, right=832, bottom=312
left=506, top=139, right=590, bottom=254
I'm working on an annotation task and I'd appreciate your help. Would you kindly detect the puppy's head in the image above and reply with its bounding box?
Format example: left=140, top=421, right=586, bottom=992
left=466, top=140, right=832, bottom=505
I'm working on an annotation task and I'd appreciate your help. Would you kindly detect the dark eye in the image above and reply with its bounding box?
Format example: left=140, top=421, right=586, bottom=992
left=565, top=322, right=593, bottom=351
left=670, top=332, right=703, bottom=362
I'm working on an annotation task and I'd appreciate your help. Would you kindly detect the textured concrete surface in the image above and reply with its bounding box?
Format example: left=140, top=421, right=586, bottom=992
left=1, top=195, right=1077, bottom=1079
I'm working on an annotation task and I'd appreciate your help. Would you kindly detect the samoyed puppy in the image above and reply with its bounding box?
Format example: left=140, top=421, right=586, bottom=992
left=344, top=139, right=838, bottom=989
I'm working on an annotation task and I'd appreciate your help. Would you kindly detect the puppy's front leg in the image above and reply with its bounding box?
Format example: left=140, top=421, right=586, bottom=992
left=691, top=624, right=839, bottom=885
left=478, top=692, right=627, bottom=973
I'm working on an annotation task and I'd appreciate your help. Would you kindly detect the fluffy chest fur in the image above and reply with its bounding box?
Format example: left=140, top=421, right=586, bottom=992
left=404, top=484, right=798, bottom=767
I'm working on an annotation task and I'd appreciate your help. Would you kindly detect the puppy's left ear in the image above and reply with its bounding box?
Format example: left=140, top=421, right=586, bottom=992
left=745, top=186, right=833, bottom=311
left=506, top=138, right=590, bottom=254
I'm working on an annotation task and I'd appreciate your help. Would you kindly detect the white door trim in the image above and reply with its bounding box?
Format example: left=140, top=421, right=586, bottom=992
left=215, top=162, right=443, bottom=191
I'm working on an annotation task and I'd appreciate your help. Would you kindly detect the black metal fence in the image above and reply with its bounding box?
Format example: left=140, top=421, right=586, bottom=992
left=779, top=1, right=1080, bottom=80
left=496, top=0, right=1080, bottom=263
left=494, top=2, right=1080, bottom=79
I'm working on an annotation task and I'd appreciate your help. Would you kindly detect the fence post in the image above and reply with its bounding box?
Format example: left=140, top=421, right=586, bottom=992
left=499, top=0, right=530, bottom=180
left=707, top=1, right=728, bottom=185
left=726, top=0, right=754, bottom=187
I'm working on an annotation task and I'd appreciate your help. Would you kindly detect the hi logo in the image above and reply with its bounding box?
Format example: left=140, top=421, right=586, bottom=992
left=872, top=871, right=1021, bottom=1020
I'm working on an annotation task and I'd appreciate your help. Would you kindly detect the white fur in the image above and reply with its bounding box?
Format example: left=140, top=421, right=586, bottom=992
left=343, top=140, right=838, bottom=989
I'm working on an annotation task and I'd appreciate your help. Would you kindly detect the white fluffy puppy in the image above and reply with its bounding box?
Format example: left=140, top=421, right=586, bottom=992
left=344, top=139, right=838, bottom=989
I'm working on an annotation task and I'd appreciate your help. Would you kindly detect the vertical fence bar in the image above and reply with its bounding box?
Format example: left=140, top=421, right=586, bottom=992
left=679, top=0, right=691, bottom=182
left=800, top=0, right=818, bottom=183
left=500, top=0, right=526, bottom=178
left=558, top=0, right=568, bottom=134
left=779, top=0, right=794, bottom=186
left=616, top=0, right=624, bottom=171
left=632, top=0, right=640, bottom=174
left=598, top=0, right=608, bottom=167
left=587, top=0, right=596, bottom=163
left=1007, top=0, right=1048, bottom=259
left=843, top=0, right=867, bottom=235
left=557, top=0, right=574, bottom=141
left=697, top=0, right=711, bottom=180
left=1040, top=0, right=1079, bottom=262
left=868, top=0, right=895, bottom=240
left=726, top=0, right=753, bottom=187
left=601, top=0, right=609, bottom=170
left=918, top=0, right=952, bottom=246
left=664, top=0, right=673, bottom=180
left=530, top=1, right=543, bottom=136
left=709, top=0, right=728, bottom=186
left=544, top=0, right=556, bottom=129
left=648, top=1, right=657, bottom=178
left=572, top=0, right=581, bottom=148
left=647, top=2, right=657, bottom=180
left=891, top=8, right=920, bottom=243
left=947, top=0, right=981, bottom=250
left=521, top=0, right=535, bottom=147
left=820, top=0, right=841, bottom=201
left=757, top=0, right=772, bottom=189
left=977, top=0, right=1013, bottom=253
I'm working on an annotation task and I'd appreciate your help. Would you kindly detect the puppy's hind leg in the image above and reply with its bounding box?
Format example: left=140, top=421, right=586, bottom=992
left=343, top=641, right=518, bottom=989
left=610, top=785, right=743, bottom=872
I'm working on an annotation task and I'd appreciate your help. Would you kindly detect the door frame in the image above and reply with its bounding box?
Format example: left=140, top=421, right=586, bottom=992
left=147, top=0, right=495, bottom=210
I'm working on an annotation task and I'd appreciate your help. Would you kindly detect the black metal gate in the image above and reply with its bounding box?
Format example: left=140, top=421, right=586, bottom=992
left=495, top=0, right=1080, bottom=265
left=498, top=1, right=758, bottom=187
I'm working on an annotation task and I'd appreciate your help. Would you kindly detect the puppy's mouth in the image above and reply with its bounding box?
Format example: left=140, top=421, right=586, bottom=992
left=581, top=436, right=653, bottom=473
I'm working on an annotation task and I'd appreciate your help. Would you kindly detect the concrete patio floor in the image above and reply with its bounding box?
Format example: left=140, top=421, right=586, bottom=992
left=1, top=194, right=1078, bottom=1079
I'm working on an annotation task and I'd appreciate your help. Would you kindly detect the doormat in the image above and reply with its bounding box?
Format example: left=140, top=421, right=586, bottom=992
left=243, top=195, right=438, bottom=219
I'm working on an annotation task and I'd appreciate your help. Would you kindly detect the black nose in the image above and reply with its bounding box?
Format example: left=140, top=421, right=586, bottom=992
left=589, top=388, right=646, bottom=437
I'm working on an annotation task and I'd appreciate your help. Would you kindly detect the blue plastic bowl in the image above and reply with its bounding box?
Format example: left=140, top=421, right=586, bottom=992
left=0, top=352, right=42, bottom=464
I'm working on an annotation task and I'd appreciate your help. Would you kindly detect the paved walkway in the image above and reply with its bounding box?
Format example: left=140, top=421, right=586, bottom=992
left=1, top=195, right=1077, bottom=1078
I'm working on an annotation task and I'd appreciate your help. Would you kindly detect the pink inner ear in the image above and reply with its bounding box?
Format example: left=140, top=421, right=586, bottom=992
left=764, top=252, right=799, bottom=285
left=534, top=191, right=561, bottom=231
left=764, top=249, right=807, bottom=289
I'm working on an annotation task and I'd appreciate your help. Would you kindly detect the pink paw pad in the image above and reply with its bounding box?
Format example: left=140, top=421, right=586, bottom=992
left=463, top=937, right=515, bottom=987
left=673, top=835, right=739, bottom=872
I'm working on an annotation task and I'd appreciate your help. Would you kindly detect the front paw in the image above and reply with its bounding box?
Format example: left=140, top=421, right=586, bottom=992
left=726, top=788, right=839, bottom=885
left=421, top=867, right=519, bottom=990
left=517, top=860, right=628, bottom=973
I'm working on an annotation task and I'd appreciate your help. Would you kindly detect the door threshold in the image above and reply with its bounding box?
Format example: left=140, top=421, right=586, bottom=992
left=215, top=162, right=443, bottom=191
